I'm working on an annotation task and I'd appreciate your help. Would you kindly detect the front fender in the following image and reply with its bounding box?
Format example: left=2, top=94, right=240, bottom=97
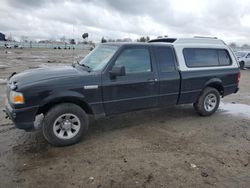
left=40, top=90, right=86, bottom=107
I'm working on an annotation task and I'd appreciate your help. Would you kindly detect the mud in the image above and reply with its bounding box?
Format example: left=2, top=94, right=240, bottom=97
left=0, top=48, right=250, bottom=188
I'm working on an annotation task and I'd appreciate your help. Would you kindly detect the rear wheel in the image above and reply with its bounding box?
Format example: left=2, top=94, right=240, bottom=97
left=42, top=103, right=88, bottom=146
left=239, top=61, right=245, bottom=70
left=194, top=87, right=220, bottom=116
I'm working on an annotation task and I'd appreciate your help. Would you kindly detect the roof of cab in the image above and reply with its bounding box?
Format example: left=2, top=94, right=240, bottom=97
left=102, top=42, right=173, bottom=47
left=102, top=37, right=226, bottom=47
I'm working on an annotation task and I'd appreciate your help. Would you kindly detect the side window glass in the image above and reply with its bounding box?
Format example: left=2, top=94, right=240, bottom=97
left=155, top=47, right=176, bottom=72
left=115, top=48, right=151, bottom=74
left=183, top=48, right=232, bottom=67
left=183, top=48, right=218, bottom=67
left=246, top=53, right=250, bottom=58
left=218, top=50, right=232, bottom=65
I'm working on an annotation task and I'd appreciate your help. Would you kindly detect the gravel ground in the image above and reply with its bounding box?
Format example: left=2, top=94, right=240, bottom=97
left=0, top=48, right=250, bottom=188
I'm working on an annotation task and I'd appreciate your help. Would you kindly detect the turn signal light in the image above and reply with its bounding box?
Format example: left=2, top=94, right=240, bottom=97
left=10, top=91, right=25, bottom=104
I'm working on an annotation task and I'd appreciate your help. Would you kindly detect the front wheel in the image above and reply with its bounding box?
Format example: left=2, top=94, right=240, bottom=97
left=194, top=87, right=220, bottom=116
left=42, top=103, right=88, bottom=146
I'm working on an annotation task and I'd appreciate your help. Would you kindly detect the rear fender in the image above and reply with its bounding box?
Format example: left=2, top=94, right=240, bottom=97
left=204, top=78, right=224, bottom=95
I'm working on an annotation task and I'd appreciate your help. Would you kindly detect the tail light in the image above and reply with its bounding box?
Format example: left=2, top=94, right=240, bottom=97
left=237, top=72, right=240, bottom=84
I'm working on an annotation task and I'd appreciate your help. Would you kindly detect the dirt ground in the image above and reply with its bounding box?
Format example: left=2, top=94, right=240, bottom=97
left=0, top=48, right=250, bottom=188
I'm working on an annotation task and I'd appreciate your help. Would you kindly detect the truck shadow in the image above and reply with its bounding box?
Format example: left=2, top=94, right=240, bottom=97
left=88, top=105, right=196, bottom=135
left=7, top=104, right=208, bottom=179
left=10, top=105, right=196, bottom=155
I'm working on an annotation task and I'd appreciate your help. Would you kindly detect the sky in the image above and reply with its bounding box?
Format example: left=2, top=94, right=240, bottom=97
left=1, top=0, right=250, bottom=44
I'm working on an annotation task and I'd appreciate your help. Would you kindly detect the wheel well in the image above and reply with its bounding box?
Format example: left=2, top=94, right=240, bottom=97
left=37, top=98, right=93, bottom=115
left=206, top=83, right=224, bottom=96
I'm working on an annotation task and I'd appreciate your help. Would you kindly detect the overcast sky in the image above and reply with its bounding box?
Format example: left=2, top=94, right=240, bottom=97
left=1, top=0, right=250, bottom=44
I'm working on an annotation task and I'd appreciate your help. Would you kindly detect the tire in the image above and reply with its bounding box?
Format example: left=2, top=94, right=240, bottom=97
left=239, top=61, right=245, bottom=70
left=42, top=103, right=88, bottom=146
left=193, top=87, right=220, bottom=116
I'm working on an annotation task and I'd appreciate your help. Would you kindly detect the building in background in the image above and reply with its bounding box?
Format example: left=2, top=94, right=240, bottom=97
left=0, top=32, right=6, bottom=41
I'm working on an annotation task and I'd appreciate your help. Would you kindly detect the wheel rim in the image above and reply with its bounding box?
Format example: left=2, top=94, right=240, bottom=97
left=204, top=93, right=217, bottom=112
left=53, top=113, right=81, bottom=140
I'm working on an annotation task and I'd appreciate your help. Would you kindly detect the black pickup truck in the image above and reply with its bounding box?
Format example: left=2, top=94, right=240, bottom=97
left=4, top=38, right=240, bottom=146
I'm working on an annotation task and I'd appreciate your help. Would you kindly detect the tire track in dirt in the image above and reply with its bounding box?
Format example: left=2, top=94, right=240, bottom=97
left=0, top=126, right=15, bottom=134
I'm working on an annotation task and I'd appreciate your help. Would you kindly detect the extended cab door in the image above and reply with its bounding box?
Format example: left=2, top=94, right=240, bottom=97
left=152, top=46, right=181, bottom=106
left=102, top=46, right=158, bottom=115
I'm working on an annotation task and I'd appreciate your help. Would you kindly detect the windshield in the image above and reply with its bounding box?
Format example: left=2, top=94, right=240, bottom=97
left=79, top=45, right=119, bottom=71
left=235, top=52, right=247, bottom=58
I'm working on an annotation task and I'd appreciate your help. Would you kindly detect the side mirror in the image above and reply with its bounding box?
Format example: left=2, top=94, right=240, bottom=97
left=109, top=66, right=126, bottom=78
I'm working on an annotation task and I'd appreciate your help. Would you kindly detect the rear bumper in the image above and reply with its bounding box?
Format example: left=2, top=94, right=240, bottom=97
left=223, top=84, right=239, bottom=96
left=234, top=87, right=239, bottom=93
left=4, top=102, right=39, bottom=131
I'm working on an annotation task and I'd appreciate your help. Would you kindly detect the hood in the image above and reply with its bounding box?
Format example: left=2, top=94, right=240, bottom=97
left=10, top=66, right=88, bottom=87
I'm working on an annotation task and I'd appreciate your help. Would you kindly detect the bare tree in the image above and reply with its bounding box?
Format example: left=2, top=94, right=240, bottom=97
left=101, top=37, right=107, bottom=43
left=229, top=43, right=237, bottom=49
left=108, top=39, right=115, bottom=42
left=70, top=39, right=76, bottom=45
left=82, top=33, right=88, bottom=39
left=137, top=36, right=150, bottom=42
left=242, top=44, right=250, bottom=49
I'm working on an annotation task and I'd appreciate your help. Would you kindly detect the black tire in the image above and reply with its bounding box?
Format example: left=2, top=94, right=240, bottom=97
left=42, top=103, right=88, bottom=146
left=193, top=87, right=220, bottom=116
left=239, top=61, right=245, bottom=70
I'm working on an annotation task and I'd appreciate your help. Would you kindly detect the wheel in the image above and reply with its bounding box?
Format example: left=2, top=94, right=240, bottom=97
left=42, top=103, right=88, bottom=146
left=239, top=61, right=245, bottom=70
left=193, top=87, right=220, bottom=116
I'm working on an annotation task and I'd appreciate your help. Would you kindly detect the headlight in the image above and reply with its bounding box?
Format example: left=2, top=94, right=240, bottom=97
left=10, top=91, right=25, bottom=104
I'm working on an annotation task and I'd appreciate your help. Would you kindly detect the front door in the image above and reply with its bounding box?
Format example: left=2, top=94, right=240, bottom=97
left=102, top=46, right=158, bottom=115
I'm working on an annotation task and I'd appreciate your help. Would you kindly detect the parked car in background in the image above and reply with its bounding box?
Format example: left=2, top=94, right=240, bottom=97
left=14, top=44, right=23, bottom=49
left=4, top=44, right=12, bottom=49
left=235, top=51, right=250, bottom=69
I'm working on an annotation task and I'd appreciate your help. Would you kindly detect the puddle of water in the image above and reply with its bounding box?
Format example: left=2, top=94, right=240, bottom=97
left=219, top=102, right=250, bottom=119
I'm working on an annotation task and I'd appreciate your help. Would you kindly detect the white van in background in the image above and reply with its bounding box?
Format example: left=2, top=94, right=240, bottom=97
left=235, top=51, right=250, bottom=69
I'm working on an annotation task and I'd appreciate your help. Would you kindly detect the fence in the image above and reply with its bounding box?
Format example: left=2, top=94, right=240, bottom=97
left=231, top=47, right=250, bottom=52
left=1, top=41, right=249, bottom=52
left=0, top=41, right=93, bottom=50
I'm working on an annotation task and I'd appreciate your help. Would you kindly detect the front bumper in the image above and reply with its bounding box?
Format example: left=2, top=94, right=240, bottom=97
left=4, top=102, right=39, bottom=131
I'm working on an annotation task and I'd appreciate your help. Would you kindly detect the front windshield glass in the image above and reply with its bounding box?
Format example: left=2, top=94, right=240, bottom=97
left=235, top=52, right=247, bottom=58
left=79, top=45, right=119, bottom=71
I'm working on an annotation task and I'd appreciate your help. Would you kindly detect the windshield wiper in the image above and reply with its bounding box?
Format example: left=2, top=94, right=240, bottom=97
left=72, top=61, right=92, bottom=72
left=80, top=63, right=91, bottom=69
